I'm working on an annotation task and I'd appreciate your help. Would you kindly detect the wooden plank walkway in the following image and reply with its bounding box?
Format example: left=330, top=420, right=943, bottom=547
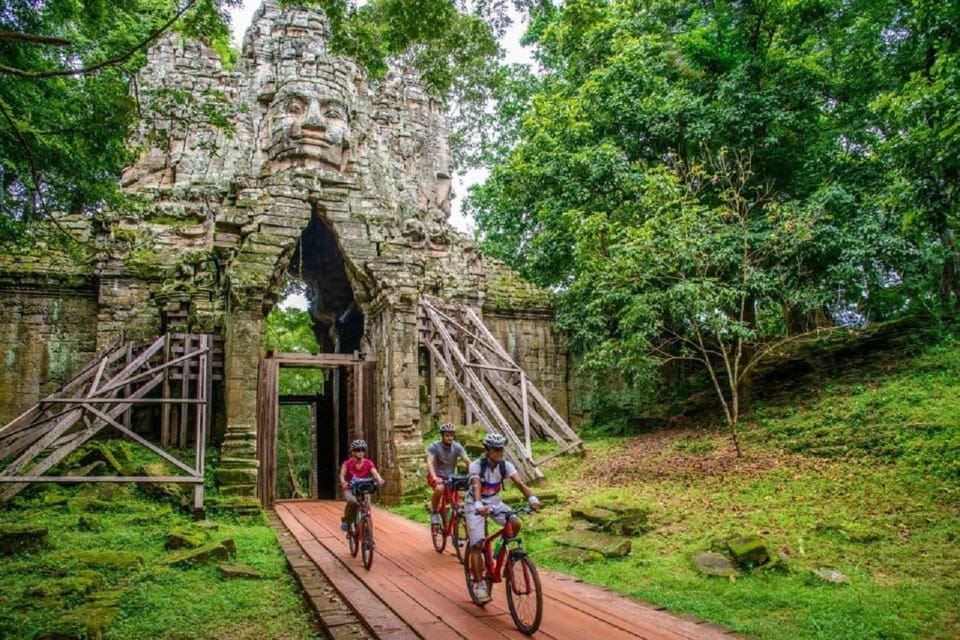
left=273, top=501, right=747, bottom=640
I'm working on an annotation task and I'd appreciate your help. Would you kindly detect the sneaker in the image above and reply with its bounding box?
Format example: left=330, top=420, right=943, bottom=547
left=340, top=522, right=349, bottom=532
left=473, top=582, right=491, bottom=604
left=430, top=512, right=441, bottom=525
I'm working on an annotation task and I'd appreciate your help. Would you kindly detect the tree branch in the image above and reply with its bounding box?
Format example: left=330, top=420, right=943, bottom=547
left=0, top=30, right=71, bottom=46
left=0, top=0, right=200, bottom=79
left=0, top=99, right=96, bottom=250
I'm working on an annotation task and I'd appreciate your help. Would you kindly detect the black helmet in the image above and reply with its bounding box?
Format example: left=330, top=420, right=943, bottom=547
left=350, top=439, right=367, bottom=451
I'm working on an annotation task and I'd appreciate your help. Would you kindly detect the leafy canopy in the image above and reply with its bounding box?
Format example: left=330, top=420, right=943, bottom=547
left=467, top=0, right=953, bottom=432
left=0, top=0, right=239, bottom=238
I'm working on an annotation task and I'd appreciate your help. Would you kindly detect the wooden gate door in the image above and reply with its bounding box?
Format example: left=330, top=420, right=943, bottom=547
left=257, top=352, right=375, bottom=507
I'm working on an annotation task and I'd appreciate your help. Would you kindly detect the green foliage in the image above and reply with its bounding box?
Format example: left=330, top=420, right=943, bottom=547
left=277, top=405, right=314, bottom=499
left=871, top=0, right=960, bottom=307
left=0, top=0, right=239, bottom=227
left=468, top=0, right=953, bottom=430
left=285, top=0, right=504, bottom=92
left=264, top=304, right=320, bottom=354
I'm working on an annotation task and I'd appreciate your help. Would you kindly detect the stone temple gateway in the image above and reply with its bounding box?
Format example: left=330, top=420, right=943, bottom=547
left=0, top=2, right=571, bottom=503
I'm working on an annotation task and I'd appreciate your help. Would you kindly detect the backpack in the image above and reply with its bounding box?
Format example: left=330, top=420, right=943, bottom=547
left=479, top=457, right=508, bottom=484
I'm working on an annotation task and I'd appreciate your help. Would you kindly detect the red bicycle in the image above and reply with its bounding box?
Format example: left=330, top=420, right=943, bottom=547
left=464, top=505, right=543, bottom=634
left=347, top=477, right=379, bottom=570
left=431, top=473, right=470, bottom=563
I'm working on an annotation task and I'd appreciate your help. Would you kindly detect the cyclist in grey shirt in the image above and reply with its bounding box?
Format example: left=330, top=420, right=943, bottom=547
left=426, top=423, right=472, bottom=525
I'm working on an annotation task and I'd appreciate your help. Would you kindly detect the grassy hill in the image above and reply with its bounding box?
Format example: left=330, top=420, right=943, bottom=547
left=477, top=328, right=960, bottom=639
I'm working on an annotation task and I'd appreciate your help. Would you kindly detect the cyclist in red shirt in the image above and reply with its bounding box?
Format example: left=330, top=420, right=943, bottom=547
left=339, top=439, right=385, bottom=531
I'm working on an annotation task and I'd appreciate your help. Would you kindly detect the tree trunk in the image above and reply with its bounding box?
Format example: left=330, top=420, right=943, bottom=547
left=939, top=228, right=960, bottom=309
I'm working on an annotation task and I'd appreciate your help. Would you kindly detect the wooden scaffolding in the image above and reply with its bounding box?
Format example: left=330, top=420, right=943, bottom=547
left=418, top=296, right=582, bottom=480
left=0, top=333, right=214, bottom=511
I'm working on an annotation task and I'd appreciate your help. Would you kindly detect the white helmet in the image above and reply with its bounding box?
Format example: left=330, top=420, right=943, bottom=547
left=482, top=432, right=507, bottom=449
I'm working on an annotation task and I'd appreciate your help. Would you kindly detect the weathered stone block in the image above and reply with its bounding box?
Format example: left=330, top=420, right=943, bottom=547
left=726, top=534, right=773, bottom=568
left=691, top=551, right=739, bottom=577
left=162, top=538, right=236, bottom=567
left=554, top=529, right=632, bottom=557
left=75, top=550, right=144, bottom=570
left=0, top=523, right=49, bottom=555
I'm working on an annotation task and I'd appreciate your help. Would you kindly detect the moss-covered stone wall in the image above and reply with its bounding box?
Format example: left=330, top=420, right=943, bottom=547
left=480, top=309, right=570, bottom=426
left=0, top=286, right=99, bottom=424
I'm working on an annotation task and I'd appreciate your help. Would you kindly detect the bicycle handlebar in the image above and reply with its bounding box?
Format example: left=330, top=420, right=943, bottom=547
left=350, top=478, right=380, bottom=495
left=511, top=504, right=538, bottom=515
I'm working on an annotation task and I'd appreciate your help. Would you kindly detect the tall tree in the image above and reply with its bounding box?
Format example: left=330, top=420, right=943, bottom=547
left=0, top=0, right=240, bottom=235
left=872, top=0, right=960, bottom=308
left=468, top=0, right=923, bottom=432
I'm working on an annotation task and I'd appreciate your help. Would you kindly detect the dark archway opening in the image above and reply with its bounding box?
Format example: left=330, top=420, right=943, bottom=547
left=267, top=213, right=366, bottom=501
left=290, top=215, right=365, bottom=354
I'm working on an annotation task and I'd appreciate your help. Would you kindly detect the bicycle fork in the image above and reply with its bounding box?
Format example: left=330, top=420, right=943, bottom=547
left=507, top=548, right=534, bottom=595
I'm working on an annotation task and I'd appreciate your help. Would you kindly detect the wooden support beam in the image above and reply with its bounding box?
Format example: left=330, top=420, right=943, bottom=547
left=1, top=333, right=214, bottom=507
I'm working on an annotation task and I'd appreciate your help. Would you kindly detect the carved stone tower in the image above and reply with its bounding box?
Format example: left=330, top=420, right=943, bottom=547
left=0, top=1, right=569, bottom=502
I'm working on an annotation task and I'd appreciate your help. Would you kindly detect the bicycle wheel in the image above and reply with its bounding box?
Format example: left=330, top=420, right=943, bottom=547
left=505, top=551, right=543, bottom=634
left=361, top=516, right=375, bottom=569
left=431, top=506, right=447, bottom=553
left=348, top=521, right=359, bottom=557
left=463, top=546, right=493, bottom=607
left=451, top=510, right=468, bottom=564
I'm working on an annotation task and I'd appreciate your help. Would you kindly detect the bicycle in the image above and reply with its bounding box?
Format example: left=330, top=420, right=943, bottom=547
left=464, top=505, right=543, bottom=635
left=431, top=473, right=470, bottom=563
left=346, top=477, right=379, bottom=570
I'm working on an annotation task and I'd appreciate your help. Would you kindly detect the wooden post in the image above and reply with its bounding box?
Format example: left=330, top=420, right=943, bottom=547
left=161, top=335, right=171, bottom=447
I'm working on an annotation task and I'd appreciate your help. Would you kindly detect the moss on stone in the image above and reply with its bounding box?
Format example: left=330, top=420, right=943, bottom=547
left=47, top=602, right=120, bottom=639
left=26, top=572, right=102, bottom=598
left=482, top=257, right=554, bottom=313
left=0, top=523, right=49, bottom=555
left=74, top=550, right=145, bottom=570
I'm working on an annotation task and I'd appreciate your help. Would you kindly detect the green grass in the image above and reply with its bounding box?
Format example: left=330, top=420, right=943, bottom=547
left=4, top=330, right=959, bottom=640
left=0, top=482, right=320, bottom=640
left=404, top=333, right=960, bottom=640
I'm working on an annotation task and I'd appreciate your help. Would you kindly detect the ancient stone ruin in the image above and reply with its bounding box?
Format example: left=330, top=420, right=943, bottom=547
left=0, top=1, right=570, bottom=503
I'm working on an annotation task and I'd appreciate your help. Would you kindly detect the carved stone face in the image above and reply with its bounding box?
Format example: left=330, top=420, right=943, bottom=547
left=265, top=79, right=351, bottom=170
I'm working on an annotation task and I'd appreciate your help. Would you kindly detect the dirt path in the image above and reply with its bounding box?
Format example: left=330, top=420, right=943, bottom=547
left=274, top=500, right=746, bottom=640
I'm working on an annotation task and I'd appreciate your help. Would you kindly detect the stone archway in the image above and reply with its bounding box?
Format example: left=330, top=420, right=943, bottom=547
left=90, top=0, right=571, bottom=502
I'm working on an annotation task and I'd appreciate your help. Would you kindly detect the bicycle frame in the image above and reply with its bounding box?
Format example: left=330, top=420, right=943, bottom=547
left=439, top=476, right=467, bottom=536
left=464, top=505, right=543, bottom=634
left=349, top=479, right=378, bottom=569
left=480, top=515, right=519, bottom=583
left=356, top=490, right=372, bottom=524
left=431, top=474, right=469, bottom=561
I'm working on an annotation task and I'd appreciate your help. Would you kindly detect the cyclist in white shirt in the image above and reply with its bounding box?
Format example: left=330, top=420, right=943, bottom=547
left=465, top=432, right=541, bottom=603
